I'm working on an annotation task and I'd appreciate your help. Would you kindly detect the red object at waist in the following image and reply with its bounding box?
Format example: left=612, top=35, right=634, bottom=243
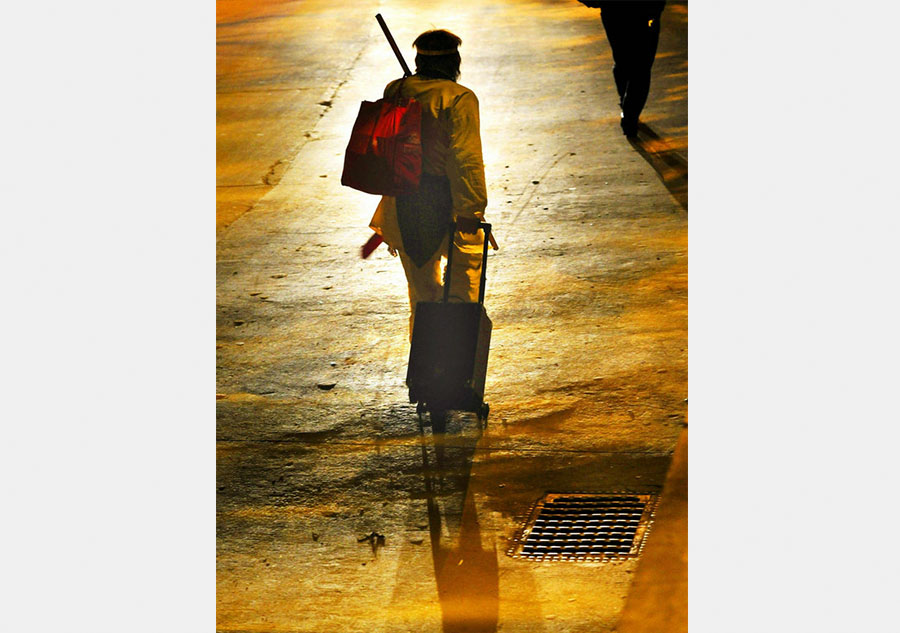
left=361, top=233, right=384, bottom=259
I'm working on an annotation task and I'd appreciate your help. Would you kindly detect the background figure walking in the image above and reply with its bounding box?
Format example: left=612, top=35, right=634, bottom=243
left=582, top=1, right=666, bottom=137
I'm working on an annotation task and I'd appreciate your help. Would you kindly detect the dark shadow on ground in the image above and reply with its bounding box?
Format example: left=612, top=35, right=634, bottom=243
left=418, top=412, right=499, bottom=633
left=629, top=123, right=687, bottom=211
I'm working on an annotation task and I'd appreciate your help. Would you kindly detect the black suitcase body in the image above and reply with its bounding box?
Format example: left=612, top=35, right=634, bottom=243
left=406, top=222, right=493, bottom=417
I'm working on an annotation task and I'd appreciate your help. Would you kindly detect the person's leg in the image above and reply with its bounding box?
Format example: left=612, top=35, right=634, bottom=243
left=447, top=228, right=484, bottom=303
left=400, top=243, right=444, bottom=336
left=400, top=227, right=484, bottom=334
left=602, top=7, right=643, bottom=136
left=619, top=10, right=661, bottom=130
left=600, top=9, right=629, bottom=105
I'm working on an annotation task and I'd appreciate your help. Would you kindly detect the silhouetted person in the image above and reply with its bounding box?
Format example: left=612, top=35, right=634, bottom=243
left=581, top=1, right=666, bottom=137
left=368, top=29, right=488, bottom=336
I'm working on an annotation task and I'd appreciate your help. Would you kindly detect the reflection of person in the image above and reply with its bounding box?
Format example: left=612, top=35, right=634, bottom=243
left=581, top=1, right=665, bottom=137
left=417, top=415, right=499, bottom=632
left=368, top=29, right=488, bottom=335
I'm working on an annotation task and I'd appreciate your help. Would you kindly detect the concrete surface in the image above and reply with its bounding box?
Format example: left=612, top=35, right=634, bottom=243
left=614, top=429, right=687, bottom=633
left=217, top=1, right=687, bottom=631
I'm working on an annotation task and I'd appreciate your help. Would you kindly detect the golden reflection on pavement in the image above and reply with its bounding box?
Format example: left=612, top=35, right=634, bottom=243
left=419, top=413, right=499, bottom=632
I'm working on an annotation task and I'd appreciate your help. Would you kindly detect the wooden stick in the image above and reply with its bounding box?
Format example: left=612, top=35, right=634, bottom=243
left=376, top=14, right=412, bottom=77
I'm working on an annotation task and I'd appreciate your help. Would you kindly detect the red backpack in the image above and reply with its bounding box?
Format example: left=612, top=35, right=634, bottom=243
left=341, top=80, right=422, bottom=196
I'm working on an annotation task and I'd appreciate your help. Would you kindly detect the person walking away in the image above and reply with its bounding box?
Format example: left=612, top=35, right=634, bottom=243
left=580, top=1, right=666, bottom=137
left=369, top=29, right=488, bottom=336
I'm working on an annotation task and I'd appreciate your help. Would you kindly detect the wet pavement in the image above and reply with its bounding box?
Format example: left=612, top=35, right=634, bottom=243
left=217, top=1, right=687, bottom=631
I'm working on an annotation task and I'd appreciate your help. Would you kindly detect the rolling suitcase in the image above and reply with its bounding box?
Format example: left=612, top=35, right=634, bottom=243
left=406, top=221, right=493, bottom=421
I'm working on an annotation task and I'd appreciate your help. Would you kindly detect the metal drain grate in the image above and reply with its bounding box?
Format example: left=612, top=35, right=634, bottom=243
left=508, top=493, right=658, bottom=562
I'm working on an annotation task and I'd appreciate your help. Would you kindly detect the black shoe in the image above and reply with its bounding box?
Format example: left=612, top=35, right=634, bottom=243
left=620, top=114, right=638, bottom=138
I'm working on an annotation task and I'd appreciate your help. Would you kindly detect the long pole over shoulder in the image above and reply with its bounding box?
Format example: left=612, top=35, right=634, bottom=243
left=376, top=14, right=412, bottom=77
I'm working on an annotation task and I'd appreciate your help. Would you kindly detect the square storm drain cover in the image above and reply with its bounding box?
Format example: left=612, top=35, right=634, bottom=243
left=508, top=493, right=658, bottom=562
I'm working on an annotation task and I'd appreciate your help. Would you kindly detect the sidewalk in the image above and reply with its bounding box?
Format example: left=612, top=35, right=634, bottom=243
left=615, top=428, right=688, bottom=633
left=217, top=1, right=687, bottom=631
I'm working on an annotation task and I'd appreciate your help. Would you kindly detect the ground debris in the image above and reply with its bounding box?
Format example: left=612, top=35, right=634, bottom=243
left=317, top=382, right=336, bottom=390
left=358, top=531, right=386, bottom=555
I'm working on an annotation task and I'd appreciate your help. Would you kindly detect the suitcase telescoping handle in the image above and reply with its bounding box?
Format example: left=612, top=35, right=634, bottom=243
left=376, top=14, right=413, bottom=77
left=443, top=221, right=493, bottom=305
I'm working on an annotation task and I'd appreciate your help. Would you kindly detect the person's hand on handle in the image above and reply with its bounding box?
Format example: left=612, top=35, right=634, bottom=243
left=456, top=213, right=499, bottom=249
